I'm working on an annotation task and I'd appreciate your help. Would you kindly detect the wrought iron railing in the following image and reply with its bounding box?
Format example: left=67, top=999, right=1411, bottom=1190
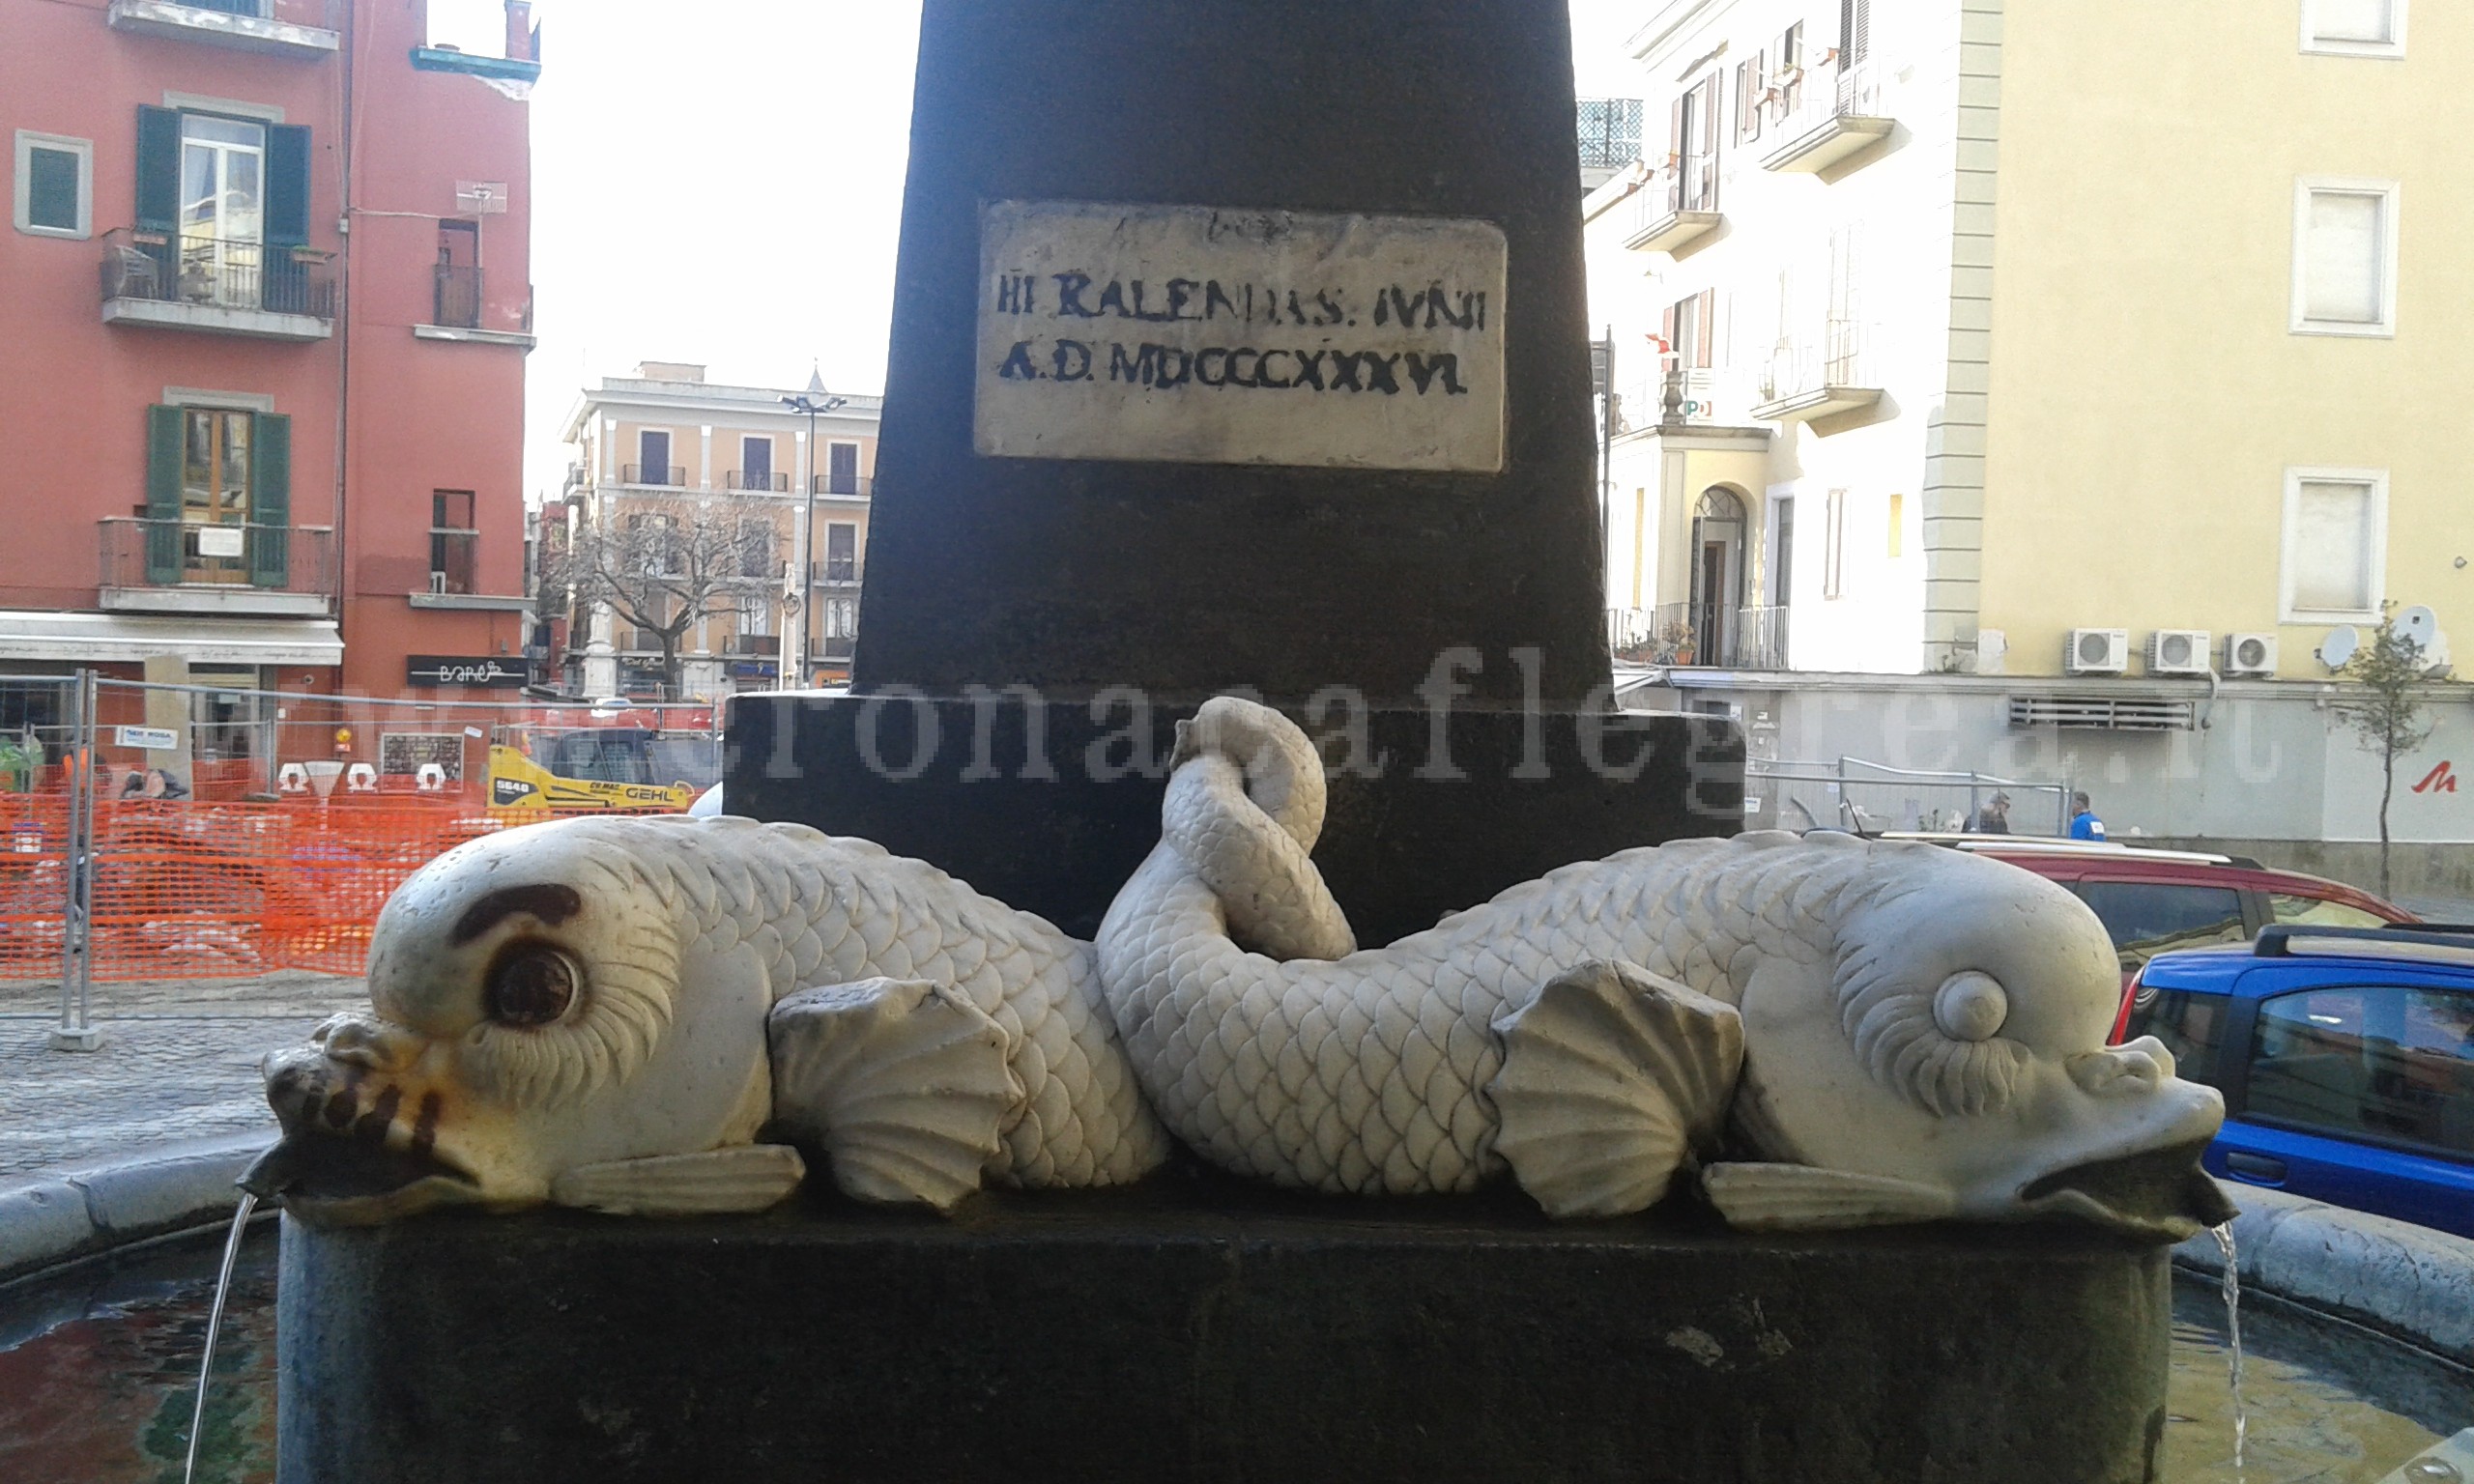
left=726, top=471, right=791, bottom=492
left=812, top=560, right=860, bottom=586
left=811, top=473, right=874, bottom=498
left=1769, top=53, right=1887, bottom=140
left=621, top=465, right=687, bottom=487
left=99, top=519, right=333, bottom=596
left=1576, top=98, right=1644, bottom=172
left=727, top=634, right=780, bottom=656
left=1732, top=605, right=1792, bottom=670
left=100, top=229, right=335, bottom=319
left=1760, top=318, right=1870, bottom=401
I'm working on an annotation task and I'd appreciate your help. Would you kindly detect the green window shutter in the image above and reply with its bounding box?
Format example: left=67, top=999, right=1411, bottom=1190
left=266, top=126, right=310, bottom=248
left=249, top=412, right=291, bottom=588
left=146, top=405, right=184, bottom=585
left=135, top=106, right=181, bottom=236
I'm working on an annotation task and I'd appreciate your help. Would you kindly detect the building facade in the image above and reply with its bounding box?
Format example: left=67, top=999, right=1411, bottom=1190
left=1587, top=0, right=2469, bottom=685
left=0, top=0, right=539, bottom=723
left=555, top=363, right=882, bottom=699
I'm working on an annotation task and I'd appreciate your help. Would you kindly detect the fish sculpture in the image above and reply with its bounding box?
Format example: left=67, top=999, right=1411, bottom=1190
left=1095, top=697, right=2237, bottom=1238
left=245, top=815, right=1172, bottom=1222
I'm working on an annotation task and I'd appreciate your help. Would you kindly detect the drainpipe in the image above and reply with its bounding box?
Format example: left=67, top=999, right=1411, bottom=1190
left=331, top=0, right=357, bottom=682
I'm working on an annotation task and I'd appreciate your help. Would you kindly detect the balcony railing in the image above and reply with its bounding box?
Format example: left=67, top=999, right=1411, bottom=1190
left=726, top=471, right=791, bottom=492
left=816, top=633, right=857, bottom=662
left=433, top=264, right=480, bottom=328
left=1576, top=98, right=1644, bottom=173
left=1761, top=55, right=1895, bottom=173
left=727, top=634, right=780, bottom=657
left=1609, top=601, right=1791, bottom=669
left=99, top=519, right=334, bottom=603
left=812, top=560, right=860, bottom=587
left=1753, top=319, right=1883, bottom=424
left=104, top=0, right=341, bottom=56
left=622, top=465, right=688, bottom=487
left=811, top=474, right=874, bottom=498
left=1621, top=159, right=1721, bottom=253
left=100, top=229, right=335, bottom=324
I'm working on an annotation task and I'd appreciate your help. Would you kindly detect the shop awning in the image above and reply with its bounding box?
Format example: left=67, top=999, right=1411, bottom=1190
left=0, top=610, right=343, bottom=667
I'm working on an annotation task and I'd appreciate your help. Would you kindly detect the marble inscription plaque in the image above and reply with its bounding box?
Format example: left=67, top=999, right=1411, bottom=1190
left=974, top=201, right=1508, bottom=472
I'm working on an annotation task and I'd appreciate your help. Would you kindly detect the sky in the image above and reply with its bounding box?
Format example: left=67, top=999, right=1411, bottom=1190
left=419, top=0, right=1653, bottom=502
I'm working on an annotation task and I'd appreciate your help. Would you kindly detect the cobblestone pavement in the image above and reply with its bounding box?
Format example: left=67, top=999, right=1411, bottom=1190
left=0, top=972, right=362, bottom=1178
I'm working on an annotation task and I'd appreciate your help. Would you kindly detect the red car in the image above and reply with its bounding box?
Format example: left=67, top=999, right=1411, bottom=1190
left=1883, top=834, right=2415, bottom=1032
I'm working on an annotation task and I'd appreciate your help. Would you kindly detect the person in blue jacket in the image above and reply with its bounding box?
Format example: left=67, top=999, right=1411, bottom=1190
left=2068, top=791, right=2107, bottom=841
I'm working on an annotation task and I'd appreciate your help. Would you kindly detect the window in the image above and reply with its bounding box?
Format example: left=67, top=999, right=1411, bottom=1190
left=2269, top=894, right=2390, bottom=929
left=431, top=491, right=476, bottom=595
left=1660, top=289, right=1714, bottom=371
left=1822, top=489, right=1846, bottom=599
left=1769, top=495, right=1795, bottom=608
left=1838, top=0, right=1871, bottom=65
left=824, top=522, right=857, bottom=583
left=2291, top=180, right=2399, bottom=336
left=2120, top=987, right=2231, bottom=1089
left=434, top=220, right=479, bottom=328
left=734, top=518, right=776, bottom=580
left=144, top=402, right=289, bottom=587
left=2281, top=469, right=2386, bottom=621
left=132, top=106, right=310, bottom=310
left=1772, top=23, right=1805, bottom=119
left=823, top=442, right=861, bottom=497
left=2073, top=883, right=2247, bottom=975
left=1885, top=492, right=1903, bottom=558
left=2302, top=0, right=2405, bottom=56
left=739, top=436, right=774, bottom=491
left=14, top=130, right=91, bottom=239
left=636, top=430, right=674, bottom=486
left=1735, top=53, right=1766, bottom=145
left=2248, top=985, right=2473, bottom=1157
left=1668, top=74, right=1720, bottom=213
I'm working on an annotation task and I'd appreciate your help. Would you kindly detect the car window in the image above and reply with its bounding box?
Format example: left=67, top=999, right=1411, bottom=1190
left=2074, top=882, right=2248, bottom=973
left=2119, top=986, right=2229, bottom=1089
left=2268, top=894, right=2389, bottom=929
left=2247, top=985, right=2474, bottom=1159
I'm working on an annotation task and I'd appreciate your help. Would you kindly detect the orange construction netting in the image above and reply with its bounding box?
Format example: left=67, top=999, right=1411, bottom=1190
left=0, top=785, right=663, bottom=983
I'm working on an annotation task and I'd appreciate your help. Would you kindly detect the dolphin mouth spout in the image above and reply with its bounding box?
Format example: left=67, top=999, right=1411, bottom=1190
left=2019, top=1138, right=2239, bottom=1241
left=241, top=1134, right=480, bottom=1226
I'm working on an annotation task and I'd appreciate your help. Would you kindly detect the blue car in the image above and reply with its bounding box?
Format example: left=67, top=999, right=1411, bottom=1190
left=2119, top=924, right=2474, bottom=1239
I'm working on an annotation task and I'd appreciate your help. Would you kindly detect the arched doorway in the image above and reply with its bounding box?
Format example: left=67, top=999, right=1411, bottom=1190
left=1689, top=487, right=1746, bottom=666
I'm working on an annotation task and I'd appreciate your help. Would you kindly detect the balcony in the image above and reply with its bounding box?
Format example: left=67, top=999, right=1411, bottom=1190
left=414, top=266, right=537, bottom=350
left=1611, top=602, right=1790, bottom=669
left=105, top=0, right=339, bottom=59
left=98, top=520, right=333, bottom=616
left=1760, top=57, right=1895, bottom=176
left=100, top=229, right=334, bottom=341
left=811, top=560, right=861, bottom=590
left=727, top=634, right=780, bottom=657
left=810, top=474, right=875, bottom=499
left=1750, top=319, right=1884, bottom=427
left=621, top=465, right=688, bottom=488
left=1576, top=97, right=1643, bottom=187
left=1620, top=153, right=1721, bottom=256
left=726, top=471, right=791, bottom=492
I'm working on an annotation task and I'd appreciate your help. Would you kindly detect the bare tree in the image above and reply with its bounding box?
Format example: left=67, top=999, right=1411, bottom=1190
left=557, top=497, right=780, bottom=699
left=2337, top=603, right=2442, bottom=901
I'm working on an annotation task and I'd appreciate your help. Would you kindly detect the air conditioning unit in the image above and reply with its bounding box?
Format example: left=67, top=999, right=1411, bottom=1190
left=2144, top=629, right=2212, bottom=677
left=2063, top=628, right=2129, bottom=675
left=2222, top=632, right=2278, bottom=677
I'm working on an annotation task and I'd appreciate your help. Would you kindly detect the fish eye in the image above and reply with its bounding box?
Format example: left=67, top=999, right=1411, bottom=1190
left=1933, top=972, right=2008, bottom=1042
left=486, top=947, right=579, bottom=1028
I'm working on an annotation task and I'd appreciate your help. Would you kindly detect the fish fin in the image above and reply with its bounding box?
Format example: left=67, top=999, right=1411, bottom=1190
left=1701, top=1163, right=1957, bottom=1230
left=549, top=1144, right=806, bottom=1217
left=1488, top=959, right=1744, bottom=1219
left=767, top=978, right=1021, bottom=1214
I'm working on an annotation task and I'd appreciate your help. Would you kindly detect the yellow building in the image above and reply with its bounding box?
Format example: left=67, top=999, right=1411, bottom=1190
left=1587, top=0, right=2469, bottom=682
left=557, top=362, right=881, bottom=698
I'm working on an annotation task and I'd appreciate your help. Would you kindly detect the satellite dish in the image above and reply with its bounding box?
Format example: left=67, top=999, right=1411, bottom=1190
left=2319, top=625, right=2359, bottom=670
left=2401, top=605, right=2440, bottom=648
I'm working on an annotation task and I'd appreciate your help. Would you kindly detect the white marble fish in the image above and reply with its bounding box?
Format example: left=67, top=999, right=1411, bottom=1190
left=1095, top=697, right=2235, bottom=1238
left=249, top=815, right=1172, bottom=1222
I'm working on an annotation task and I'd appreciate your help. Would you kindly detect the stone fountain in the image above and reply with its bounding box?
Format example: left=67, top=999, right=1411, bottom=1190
left=251, top=4, right=2231, bottom=1480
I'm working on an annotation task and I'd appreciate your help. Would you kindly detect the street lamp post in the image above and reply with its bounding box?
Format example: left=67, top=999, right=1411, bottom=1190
left=780, top=369, right=849, bottom=689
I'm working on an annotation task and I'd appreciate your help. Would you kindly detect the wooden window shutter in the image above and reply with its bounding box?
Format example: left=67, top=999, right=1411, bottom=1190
left=1695, top=289, right=1715, bottom=368
left=248, top=412, right=291, bottom=588
left=1840, top=0, right=1871, bottom=64
left=1667, top=94, right=1686, bottom=172
left=266, top=125, right=311, bottom=248
left=145, top=405, right=183, bottom=585
left=1660, top=301, right=1679, bottom=359
left=135, top=106, right=181, bottom=236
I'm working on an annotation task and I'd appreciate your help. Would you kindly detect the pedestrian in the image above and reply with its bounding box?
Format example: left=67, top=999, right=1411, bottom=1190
left=2068, top=791, right=2107, bottom=842
left=1966, top=791, right=2012, bottom=835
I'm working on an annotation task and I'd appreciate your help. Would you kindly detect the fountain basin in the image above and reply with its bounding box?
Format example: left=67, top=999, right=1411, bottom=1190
left=276, top=1180, right=2178, bottom=1484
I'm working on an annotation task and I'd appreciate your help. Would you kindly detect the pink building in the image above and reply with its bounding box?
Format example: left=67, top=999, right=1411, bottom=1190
left=0, top=0, right=538, bottom=732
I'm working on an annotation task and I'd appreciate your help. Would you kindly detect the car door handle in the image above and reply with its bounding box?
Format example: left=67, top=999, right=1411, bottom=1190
left=2225, top=1153, right=2287, bottom=1184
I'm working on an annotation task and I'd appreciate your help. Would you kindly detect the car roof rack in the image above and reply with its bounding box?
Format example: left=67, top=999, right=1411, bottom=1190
left=2254, top=923, right=2474, bottom=967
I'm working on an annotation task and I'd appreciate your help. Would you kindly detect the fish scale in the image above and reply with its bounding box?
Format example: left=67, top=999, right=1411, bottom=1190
left=1097, top=726, right=1882, bottom=1201
left=568, top=817, right=1169, bottom=1190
